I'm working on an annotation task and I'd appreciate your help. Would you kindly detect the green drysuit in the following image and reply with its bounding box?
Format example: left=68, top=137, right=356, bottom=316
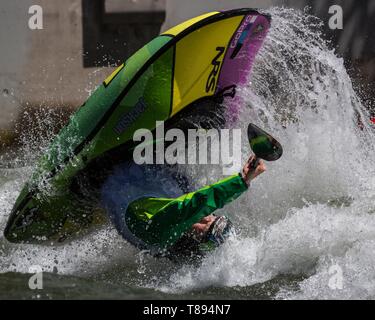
left=125, top=173, right=248, bottom=250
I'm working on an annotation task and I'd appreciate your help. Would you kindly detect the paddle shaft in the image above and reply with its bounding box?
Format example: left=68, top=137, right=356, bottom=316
left=249, top=156, right=260, bottom=170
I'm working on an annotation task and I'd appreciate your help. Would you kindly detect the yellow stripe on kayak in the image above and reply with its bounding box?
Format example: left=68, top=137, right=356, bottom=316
left=162, top=11, right=219, bottom=37
left=171, top=15, right=243, bottom=116
left=103, top=63, right=125, bottom=87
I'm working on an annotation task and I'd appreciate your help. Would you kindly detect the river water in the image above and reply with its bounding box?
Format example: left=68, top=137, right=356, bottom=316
left=0, top=8, right=374, bottom=300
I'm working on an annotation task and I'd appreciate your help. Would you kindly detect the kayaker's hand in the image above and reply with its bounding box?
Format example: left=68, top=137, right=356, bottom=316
left=241, top=155, right=266, bottom=186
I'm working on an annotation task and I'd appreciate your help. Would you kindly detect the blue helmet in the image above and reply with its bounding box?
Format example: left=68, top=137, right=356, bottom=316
left=203, top=215, right=234, bottom=248
left=168, top=215, right=234, bottom=259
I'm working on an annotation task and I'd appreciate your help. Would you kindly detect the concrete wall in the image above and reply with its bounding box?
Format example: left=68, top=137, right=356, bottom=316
left=1, top=0, right=99, bottom=132
left=0, top=0, right=34, bottom=131
left=0, top=0, right=166, bottom=136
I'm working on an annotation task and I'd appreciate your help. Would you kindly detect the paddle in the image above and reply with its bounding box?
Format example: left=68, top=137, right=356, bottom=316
left=247, top=123, right=283, bottom=169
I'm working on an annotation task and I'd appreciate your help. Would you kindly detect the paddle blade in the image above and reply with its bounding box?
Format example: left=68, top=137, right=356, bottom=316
left=247, top=124, right=283, bottom=161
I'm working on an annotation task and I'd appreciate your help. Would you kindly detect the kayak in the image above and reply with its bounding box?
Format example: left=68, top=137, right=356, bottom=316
left=4, top=8, right=271, bottom=244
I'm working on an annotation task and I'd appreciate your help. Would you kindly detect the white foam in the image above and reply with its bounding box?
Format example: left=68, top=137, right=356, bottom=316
left=153, top=7, right=375, bottom=298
